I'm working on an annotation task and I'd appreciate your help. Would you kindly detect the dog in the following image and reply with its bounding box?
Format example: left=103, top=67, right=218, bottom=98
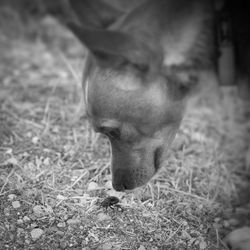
left=66, top=0, right=217, bottom=191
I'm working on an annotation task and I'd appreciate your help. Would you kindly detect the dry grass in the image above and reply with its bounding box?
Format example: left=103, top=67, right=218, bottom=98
left=0, top=16, right=250, bottom=250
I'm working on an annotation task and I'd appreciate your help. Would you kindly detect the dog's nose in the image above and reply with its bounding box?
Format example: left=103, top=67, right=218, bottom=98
left=112, top=170, right=136, bottom=191
left=112, top=182, right=126, bottom=192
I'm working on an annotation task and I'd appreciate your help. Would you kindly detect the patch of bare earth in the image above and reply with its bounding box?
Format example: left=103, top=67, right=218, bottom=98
left=0, top=17, right=250, bottom=250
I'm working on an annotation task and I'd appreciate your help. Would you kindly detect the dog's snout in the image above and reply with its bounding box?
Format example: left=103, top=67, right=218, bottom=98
left=112, top=168, right=136, bottom=191
left=112, top=182, right=125, bottom=192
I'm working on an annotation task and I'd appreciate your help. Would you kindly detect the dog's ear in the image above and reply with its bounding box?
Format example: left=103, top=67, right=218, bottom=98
left=68, top=0, right=123, bottom=29
left=160, top=1, right=215, bottom=97
left=162, top=1, right=215, bottom=69
left=67, top=23, right=160, bottom=70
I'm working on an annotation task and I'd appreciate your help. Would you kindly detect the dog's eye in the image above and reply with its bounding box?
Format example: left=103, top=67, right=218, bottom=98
left=99, top=127, right=121, bottom=140
left=106, top=128, right=121, bottom=139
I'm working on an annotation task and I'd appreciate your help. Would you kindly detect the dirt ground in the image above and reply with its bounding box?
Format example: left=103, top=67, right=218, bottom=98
left=0, top=16, right=250, bottom=250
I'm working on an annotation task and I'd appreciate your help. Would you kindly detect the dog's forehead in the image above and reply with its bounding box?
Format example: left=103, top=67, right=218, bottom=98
left=86, top=68, right=168, bottom=124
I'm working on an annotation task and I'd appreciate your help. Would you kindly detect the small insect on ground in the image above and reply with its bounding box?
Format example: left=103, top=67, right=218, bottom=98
left=100, top=196, right=122, bottom=210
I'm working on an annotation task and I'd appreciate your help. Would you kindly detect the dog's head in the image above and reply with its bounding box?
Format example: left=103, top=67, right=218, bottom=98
left=68, top=0, right=214, bottom=191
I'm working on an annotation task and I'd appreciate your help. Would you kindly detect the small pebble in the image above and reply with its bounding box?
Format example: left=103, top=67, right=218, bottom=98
left=31, top=228, right=43, bottom=241
left=17, top=228, right=24, bottom=234
left=55, top=230, right=64, bottom=236
left=199, top=240, right=207, bottom=250
left=32, top=136, right=39, bottom=144
left=12, top=201, right=21, bottom=208
left=57, top=222, right=66, bottom=228
left=5, top=148, right=13, bottom=154
left=104, top=180, right=113, bottom=189
left=67, top=219, right=80, bottom=225
left=6, top=157, right=18, bottom=165
left=23, top=216, right=31, bottom=222
left=25, top=239, right=31, bottom=244
left=101, top=243, right=113, bottom=250
left=87, top=182, right=99, bottom=191
left=214, top=217, right=220, bottom=223
left=181, top=230, right=191, bottom=240
left=17, top=219, right=23, bottom=224
left=35, top=157, right=42, bottom=167
left=182, top=220, right=188, bottom=226
left=56, top=194, right=66, bottom=200
left=33, top=205, right=46, bottom=217
left=8, top=194, right=17, bottom=201
left=30, top=223, right=38, bottom=228
left=97, top=212, right=111, bottom=222
left=43, top=157, right=50, bottom=166
left=60, top=241, right=68, bottom=249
